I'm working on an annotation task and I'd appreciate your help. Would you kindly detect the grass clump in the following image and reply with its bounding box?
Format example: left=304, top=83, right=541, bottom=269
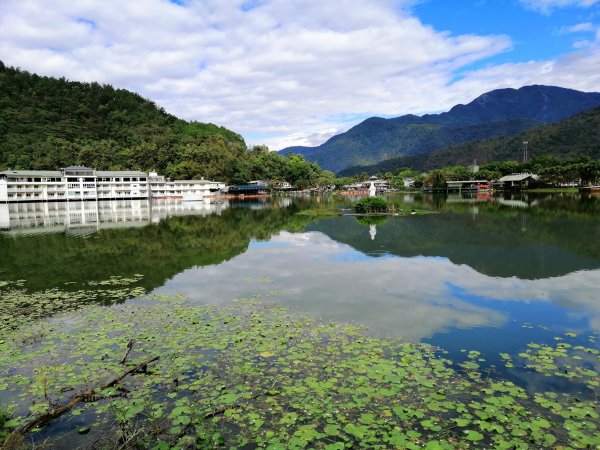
left=296, top=208, right=341, bottom=218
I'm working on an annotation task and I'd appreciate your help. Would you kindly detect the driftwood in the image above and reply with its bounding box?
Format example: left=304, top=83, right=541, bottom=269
left=1, top=356, right=159, bottom=450
left=119, top=340, right=135, bottom=365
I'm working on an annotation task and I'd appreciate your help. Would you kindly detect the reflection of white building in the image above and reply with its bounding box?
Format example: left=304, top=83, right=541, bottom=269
left=0, top=198, right=230, bottom=232
left=0, top=167, right=225, bottom=203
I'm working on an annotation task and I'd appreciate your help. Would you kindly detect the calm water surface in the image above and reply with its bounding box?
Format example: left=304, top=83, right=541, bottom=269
left=1, top=193, right=599, bottom=390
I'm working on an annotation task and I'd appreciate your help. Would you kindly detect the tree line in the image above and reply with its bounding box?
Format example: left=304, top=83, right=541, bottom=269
left=0, top=61, right=331, bottom=187
left=339, top=156, right=600, bottom=189
left=1, top=62, right=597, bottom=190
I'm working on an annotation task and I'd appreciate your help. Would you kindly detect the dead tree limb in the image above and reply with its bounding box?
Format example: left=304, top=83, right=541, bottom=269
left=1, top=356, right=159, bottom=450
left=119, top=340, right=135, bottom=365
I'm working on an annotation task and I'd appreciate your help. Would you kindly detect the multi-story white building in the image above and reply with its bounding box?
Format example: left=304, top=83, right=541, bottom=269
left=148, top=172, right=225, bottom=200
left=0, top=167, right=224, bottom=203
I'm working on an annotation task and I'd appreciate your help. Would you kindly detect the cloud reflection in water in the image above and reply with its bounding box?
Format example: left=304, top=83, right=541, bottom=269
left=157, top=231, right=600, bottom=341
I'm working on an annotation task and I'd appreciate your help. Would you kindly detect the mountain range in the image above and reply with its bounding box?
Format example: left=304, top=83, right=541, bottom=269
left=279, top=85, right=600, bottom=174
left=338, top=105, right=600, bottom=176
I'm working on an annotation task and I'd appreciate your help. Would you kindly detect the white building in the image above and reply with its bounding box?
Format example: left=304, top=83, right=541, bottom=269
left=344, top=176, right=390, bottom=192
left=403, top=177, right=416, bottom=188
left=498, top=173, right=539, bottom=189
left=148, top=172, right=225, bottom=200
left=0, top=167, right=224, bottom=203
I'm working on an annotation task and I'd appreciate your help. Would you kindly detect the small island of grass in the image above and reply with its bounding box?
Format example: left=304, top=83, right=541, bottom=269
left=296, top=208, right=342, bottom=218
left=353, top=196, right=436, bottom=217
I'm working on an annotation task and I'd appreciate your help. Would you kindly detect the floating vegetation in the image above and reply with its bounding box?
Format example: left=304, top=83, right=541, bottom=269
left=1, top=288, right=599, bottom=449
left=514, top=337, right=600, bottom=393
left=296, top=208, right=341, bottom=218
left=0, top=276, right=146, bottom=335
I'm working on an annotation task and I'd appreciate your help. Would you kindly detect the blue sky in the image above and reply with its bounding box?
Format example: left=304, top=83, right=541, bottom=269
left=415, top=0, right=598, bottom=64
left=0, top=0, right=598, bottom=150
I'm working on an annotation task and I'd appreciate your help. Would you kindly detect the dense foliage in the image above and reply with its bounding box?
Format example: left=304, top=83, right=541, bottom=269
left=340, top=106, right=600, bottom=177
left=354, top=196, right=388, bottom=213
left=0, top=62, right=324, bottom=185
left=414, top=157, right=600, bottom=189
left=282, top=85, right=600, bottom=173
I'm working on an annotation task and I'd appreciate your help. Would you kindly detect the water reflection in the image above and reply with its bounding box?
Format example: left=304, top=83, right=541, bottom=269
left=158, top=230, right=600, bottom=338
left=312, top=204, right=600, bottom=279
left=0, top=197, right=312, bottom=291
left=0, top=199, right=230, bottom=234
left=1, top=194, right=598, bottom=386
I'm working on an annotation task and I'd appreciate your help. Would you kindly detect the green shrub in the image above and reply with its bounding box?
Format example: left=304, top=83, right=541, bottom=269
left=354, top=196, right=388, bottom=213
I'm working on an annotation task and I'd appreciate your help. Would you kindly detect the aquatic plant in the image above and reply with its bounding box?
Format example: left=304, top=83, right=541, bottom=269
left=1, top=287, right=599, bottom=449
left=0, top=276, right=146, bottom=335
left=296, top=208, right=341, bottom=218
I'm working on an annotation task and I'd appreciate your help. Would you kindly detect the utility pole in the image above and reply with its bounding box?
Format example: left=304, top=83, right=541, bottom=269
left=523, top=141, right=528, bottom=164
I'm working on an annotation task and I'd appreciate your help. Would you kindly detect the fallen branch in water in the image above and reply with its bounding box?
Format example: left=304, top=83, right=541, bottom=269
left=119, top=340, right=135, bottom=365
left=1, top=356, right=159, bottom=450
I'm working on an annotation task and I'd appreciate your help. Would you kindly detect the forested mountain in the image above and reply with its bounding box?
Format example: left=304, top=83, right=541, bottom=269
left=338, top=105, right=600, bottom=176
left=279, top=85, right=600, bottom=173
left=0, top=61, right=323, bottom=185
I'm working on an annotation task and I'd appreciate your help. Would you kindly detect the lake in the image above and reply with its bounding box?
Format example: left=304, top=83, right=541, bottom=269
left=1, top=192, right=599, bottom=448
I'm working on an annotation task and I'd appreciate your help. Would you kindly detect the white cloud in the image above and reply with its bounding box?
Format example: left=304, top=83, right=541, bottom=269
left=573, top=39, right=593, bottom=48
left=254, top=128, right=343, bottom=150
left=0, top=0, right=514, bottom=149
left=0, top=0, right=598, bottom=150
left=558, top=22, right=596, bottom=34
left=520, top=0, right=600, bottom=14
left=451, top=41, right=600, bottom=99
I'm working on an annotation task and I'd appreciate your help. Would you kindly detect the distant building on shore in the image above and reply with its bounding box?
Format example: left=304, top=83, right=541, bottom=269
left=0, top=166, right=224, bottom=203
left=344, top=176, right=390, bottom=193
left=498, top=173, right=539, bottom=190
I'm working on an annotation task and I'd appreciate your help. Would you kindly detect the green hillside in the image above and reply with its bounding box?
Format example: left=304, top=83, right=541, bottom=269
left=339, top=106, right=600, bottom=176
left=282, top=85, right=600, bottom=174
left=0, top=61, right=322, bottom=185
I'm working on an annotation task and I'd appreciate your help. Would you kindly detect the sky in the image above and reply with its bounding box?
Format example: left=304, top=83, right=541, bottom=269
left=0, top=0, right=599, bottom=150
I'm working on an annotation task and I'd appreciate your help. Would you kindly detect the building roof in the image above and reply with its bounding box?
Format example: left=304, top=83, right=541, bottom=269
left=0, top=170, right=62, bottom=177
left=167, top=179, right=223, bottom=185
left=499, top=173, right=539, bottom=182
left=446, top=180, right=488, bottom=185
left=96, top=171, right=148, bottom=177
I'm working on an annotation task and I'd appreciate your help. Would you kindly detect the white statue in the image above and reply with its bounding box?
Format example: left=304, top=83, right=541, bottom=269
left=368, top=181, right=376, bottom=197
